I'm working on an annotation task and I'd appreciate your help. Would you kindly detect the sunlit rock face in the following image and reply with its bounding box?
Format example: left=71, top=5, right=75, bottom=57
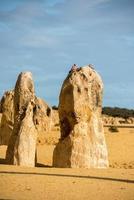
left=34, top=97, right=52, bottom=135
left=6, top=72, right=37, bottom=167
left=53, top=65, right=109, bottom=168
left=0, top=91, right=14, bottom=145
left=0, top=91, right=52, bottom=147
left=0, top=72, right=53, bottom=166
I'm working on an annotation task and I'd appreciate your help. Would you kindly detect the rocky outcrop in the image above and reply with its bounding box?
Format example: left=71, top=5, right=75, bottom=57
left=103, top=115, right=134, bottom=126
left=0, top=91, right=52, bottom=147
left=35, top=97, right=52, bottom=132
left=51, top=109, right=60, bottom=131
left=0, top=91, right=14, bottom=145
left=6, top=72, right=37, bottom=167
left=53, top=65, right=109, bottom=168
left=34, top=97, right=52, bottom=144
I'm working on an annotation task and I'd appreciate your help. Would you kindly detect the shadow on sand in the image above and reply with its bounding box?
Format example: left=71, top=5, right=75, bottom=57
left=35, top=163, right=52, bottom=168
left=0, top=159, right=52, bottom=168
left=0, top=158, right=7, bottom=164
left=0, top=170, right=134, bottom=184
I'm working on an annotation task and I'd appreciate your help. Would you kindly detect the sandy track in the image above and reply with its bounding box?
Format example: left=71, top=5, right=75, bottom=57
left=0, top=165, right=134, bottom=200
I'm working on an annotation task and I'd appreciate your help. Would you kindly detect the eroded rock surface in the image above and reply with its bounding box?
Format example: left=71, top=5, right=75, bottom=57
left=53, top=65, right=109, bottom=168
left=0, top=91, right=52, bottom=147
left=34, top=97, right=52, bottom=144
left=6, top=72, right=37, bottom=166
left=0, top=91, right=14, bottom=145
left=35, top=97, right=52, bottom=132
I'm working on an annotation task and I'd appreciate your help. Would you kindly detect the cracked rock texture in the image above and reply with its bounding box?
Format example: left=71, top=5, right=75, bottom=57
left=0, top=91, right=14, bottom=145
left=6, top=72, right=37, bottom=167
left=53, top=65, right=109, bottom=168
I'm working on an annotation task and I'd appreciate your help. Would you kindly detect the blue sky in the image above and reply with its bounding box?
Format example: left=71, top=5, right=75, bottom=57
left=0, top=0, right=134, bottom=108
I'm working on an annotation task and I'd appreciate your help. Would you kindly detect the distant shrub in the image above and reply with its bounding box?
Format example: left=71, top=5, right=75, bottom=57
left=102, top=107, right=134, bottom=119
left=52, top=105, right=58, bottom=110
left=109, top=126, right=119, bottom=133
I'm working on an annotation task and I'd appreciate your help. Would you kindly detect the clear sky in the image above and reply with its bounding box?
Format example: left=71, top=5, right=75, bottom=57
left=0, top=0, right=134, bottom=108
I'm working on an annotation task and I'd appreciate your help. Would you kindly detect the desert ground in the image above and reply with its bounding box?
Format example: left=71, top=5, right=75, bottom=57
left=0, top=127, right=134, bottom=200
left=0, top=165, right=134, bottom=200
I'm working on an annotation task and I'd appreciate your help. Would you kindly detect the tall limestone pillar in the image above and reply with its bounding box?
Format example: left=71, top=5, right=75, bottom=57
left=53, top=65, right=109, bottom=168
left=6, top=72, right=37, bottom=167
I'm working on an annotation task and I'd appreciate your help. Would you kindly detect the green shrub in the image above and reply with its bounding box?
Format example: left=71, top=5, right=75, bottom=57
left=102, top=107, right=134, bottom=119
left=109, top=126, right=119, bottom=133
left=52, top=105, right=58, bottom=110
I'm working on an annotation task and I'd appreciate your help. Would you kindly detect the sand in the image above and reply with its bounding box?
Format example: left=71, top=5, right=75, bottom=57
left=0, top=165, right=134, bottom=200
left=105, top=127, right=134, bottom=168
left=0, top=127, right=134, bottom=199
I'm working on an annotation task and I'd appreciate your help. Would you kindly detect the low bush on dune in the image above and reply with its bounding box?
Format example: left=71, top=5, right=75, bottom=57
left=52, top=105, right=58, bottom=110
left=109, top=126, right=119, bottom=133
left=102, top=107, right=134, bottom=119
